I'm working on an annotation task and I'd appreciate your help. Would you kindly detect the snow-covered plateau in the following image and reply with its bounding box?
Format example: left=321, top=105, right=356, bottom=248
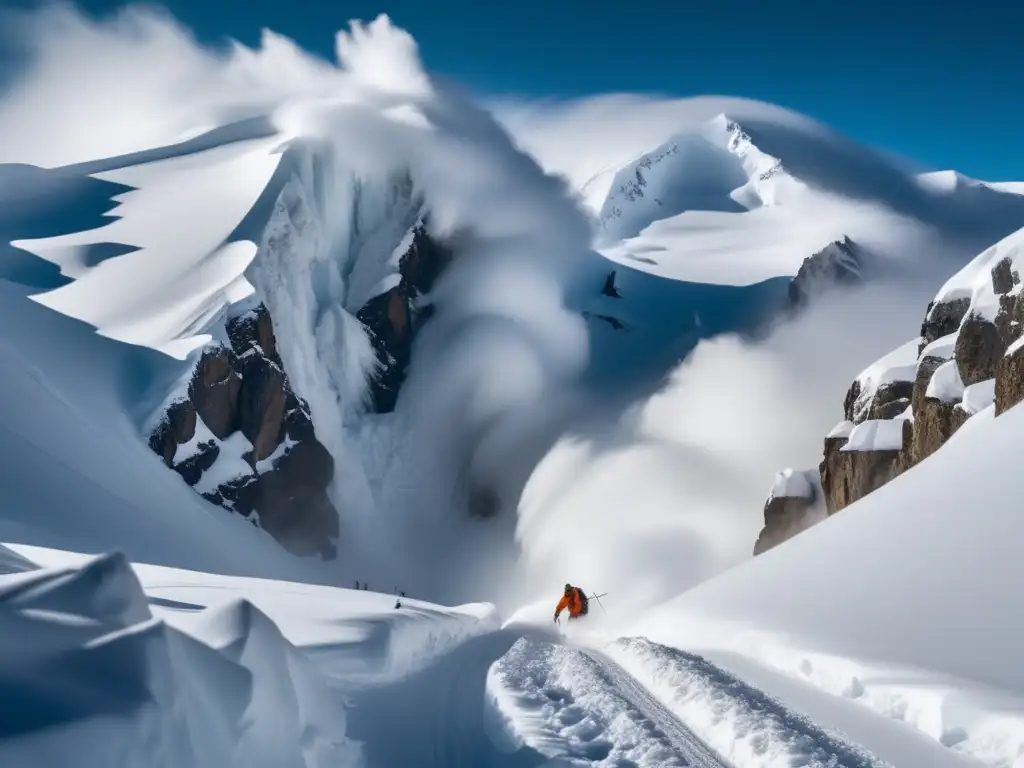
left=3, top=4, right=1024, bottom=767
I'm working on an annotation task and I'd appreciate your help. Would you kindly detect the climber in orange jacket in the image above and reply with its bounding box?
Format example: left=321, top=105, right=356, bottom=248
left=554, top=583, right=589, bottom=622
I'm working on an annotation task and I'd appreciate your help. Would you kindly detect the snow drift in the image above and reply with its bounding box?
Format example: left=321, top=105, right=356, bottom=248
left=0, top=543, right=498, bottom=768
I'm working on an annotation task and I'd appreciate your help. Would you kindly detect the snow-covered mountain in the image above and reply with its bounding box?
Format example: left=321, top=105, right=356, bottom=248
left=4, top=5, right=1024, bottom=768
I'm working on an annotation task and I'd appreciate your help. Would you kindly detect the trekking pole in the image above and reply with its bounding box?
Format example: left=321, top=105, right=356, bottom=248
left=590, top=592, right=609, bottom=615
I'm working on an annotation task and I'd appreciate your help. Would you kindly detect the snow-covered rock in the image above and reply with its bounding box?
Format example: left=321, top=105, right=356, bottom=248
left=753, top=468, right=824, bottom=556
left=843, top=338, right=919, bottom=424
left=787, top=236, right=864, bottom=310
left=356, top=220, right=452, bottom=413
left=765, top=225, right=1024, bottom=542
left=149, top=303, right=339, bottom=559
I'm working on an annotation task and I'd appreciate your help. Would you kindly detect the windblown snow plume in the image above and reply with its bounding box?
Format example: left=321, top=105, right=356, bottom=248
left=512, top=275, right=947, bottom=619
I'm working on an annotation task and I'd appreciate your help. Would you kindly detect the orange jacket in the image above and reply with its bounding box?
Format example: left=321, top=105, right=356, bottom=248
left=555, top=587, right=585, bottom=619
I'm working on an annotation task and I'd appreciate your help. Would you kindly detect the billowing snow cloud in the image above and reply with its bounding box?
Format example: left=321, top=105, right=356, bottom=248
left=0, top=3, right=596, bottom=602
left=509, top=273, right=943, bottom=620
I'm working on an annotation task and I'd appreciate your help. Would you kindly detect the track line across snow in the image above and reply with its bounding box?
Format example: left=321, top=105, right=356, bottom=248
left=580, top=648, right=730, bottom=768
left=606, top=637, right=894, bottom=768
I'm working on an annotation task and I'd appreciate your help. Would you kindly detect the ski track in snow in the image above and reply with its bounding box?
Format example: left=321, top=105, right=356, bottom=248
left=579, top=648, right=731, bottom=768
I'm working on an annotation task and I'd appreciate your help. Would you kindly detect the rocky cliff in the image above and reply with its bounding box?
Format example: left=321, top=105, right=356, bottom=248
left=149, top=304, right=338, bottom=559
left=357, top=221, right=452, bottom=413
left=787, top=236, right=863, bottom=310
left=756, top=228, right=1024, bottom=553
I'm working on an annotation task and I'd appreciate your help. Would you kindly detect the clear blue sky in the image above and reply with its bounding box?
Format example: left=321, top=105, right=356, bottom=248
left=11, top=0, right=1023, bottom=180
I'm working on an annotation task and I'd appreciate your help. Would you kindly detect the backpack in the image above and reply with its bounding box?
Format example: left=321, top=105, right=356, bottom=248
left=575, top=588, right=589, bottom=616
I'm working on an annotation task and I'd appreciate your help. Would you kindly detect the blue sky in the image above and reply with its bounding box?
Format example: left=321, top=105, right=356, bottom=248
left=11, top=0, right=1023, bottom=180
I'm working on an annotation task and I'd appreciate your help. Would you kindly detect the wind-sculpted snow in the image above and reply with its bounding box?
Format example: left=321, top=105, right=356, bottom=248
left=0, top=550, right=361, bottom=768
left=0, top=543, right=500, bottom=768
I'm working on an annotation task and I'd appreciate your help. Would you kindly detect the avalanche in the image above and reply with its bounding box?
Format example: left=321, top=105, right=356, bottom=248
left=5, top=4, right=1024, bottom=768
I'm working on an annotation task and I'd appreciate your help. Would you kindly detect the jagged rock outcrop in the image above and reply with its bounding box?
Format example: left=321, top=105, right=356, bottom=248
left=358, top=221, right=452, bottom=413
left=753, top=469, right=822, bottom=555
left=788, top=236, right=862, bottom=309
left=149, top=303, right=339, bottom=559
left=758, top=228, right=1024, bottom=554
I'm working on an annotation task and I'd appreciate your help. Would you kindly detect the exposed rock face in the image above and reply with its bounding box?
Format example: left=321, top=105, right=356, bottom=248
left=996, top=342, right=1024, bottom=415
left=188, top=347, right=241, bottom=439
left=991, top=255, right=1020, bottom=296
left=148, top=303, right=339, bottom=559
left=754, top=469, right=822, bottom=555
left=844, top=378, right=913, bottom=423
left=358, top=222, right=452, bottom=413
left=788, top=236, right=862, bottom=309
left=919, top=298, right=970, bottom=354
left=358, top=288, right=412, bottom=414
left=911, top=397, right=968, bottom=466
left=754, top=495, right=815, bottom=555
left=868, top=382, right=914, bottom=420
left=820, top=420, right=912, bottom=515
left=955, top=313, right=1003, bottom=386
left=148, top=398, right=197, bottom=466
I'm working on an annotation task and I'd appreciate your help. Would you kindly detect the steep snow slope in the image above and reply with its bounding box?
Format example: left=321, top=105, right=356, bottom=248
left=627, top=398, right=1024, bottom=767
